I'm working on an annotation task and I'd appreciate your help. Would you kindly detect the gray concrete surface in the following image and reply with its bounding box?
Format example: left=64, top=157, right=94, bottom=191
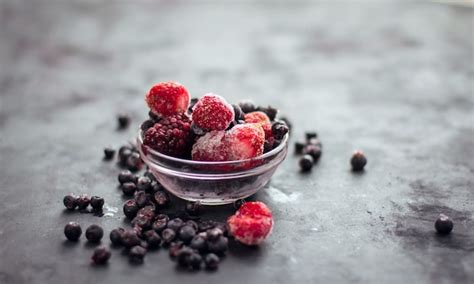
left=0, top=1, right=473, bottom=284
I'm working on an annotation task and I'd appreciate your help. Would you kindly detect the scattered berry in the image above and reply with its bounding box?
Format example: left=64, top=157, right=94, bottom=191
left=303, top=144, right=321, bottom=162
left=85, top=224, right=104, bottom=243
left=351, top=150, right=367, bottom=171
left=109, top=228, right=125, bottom=246
left=134, top=191, right=150, bottom=208
left=190, top=235, right=207, bottom=252
left=76, top=194, right=91, bottom=210
left=435, top=214, right=454, bottom=235
left=117, top=113, right=131, bottom=129
left=207, top=228, right=223, bottom=241
left=126, top=152, right=142, bottom=172
left=169, top=241, right=184, bottom=258
left=121, top=182, right=137, bottom=196
left=271, top=121, right=289, bottom=140
left=136, top=176, right=152, bottom=192
left=103, top=147, right=115, bottom=160
left=64, top=222, right=82, bottom=241
left=145, top=81, right=190, bottom=116
left=226, top=124, right=265, bottom=161
left=143, top=113, right=193, bottom=158
left=143, top=230, right=162, bottom=249
left=192, top=94, right=235, bottom=131
left=179, top=225, right=197, bottom=244
left=129, top=245, right=147, bottom=263
left=188, top=252, right=203, bottom=270
left=227, top=201, right=273, bottom=246
left=238, top=101, right=256, bottom=113
left=299, top=155, right=314, bottom=172
left=305, top=131, right=317, bottom=141
left=207, top=236, right=228, bottom=255
left=258, top=106, right=278, bottom=121
left=161, top=228, right=177, bottom=244
left=118, top=146, right=133, bottom=165
left=123, top=199, right=139, bottom=219
left=176, top=247, right=194, bottom=268
left=167, top=218, right=184, bottom=232
left=63, top=194, right=77, bottom=210
left=191, top=131, right=229, bottom=161
left=152, top=215, right=169, bottom=233
left=153, top=191, right=170, bottom=208
left=118, top=170, right=135, bottom=185
left=204, top=253, right=220, bottom=270
left=185, top=202, right=202, bottom=216
left=91, top=246, right=111, bottom=265
left=308, top=137, right=322, bottom=148
left=121, top=230, right=141, bottom=248
left=90, top=196, right=104, bottom=211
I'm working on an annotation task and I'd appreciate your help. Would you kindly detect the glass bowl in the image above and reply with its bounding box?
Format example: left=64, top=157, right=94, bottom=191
left=137, top=129, right=289, bottom=205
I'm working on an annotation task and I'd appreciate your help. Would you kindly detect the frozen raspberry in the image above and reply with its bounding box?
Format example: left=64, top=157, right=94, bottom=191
left=226, top=124, right=265, bottom=161
left=191, top=131, right=229, bottom=161
left=192, top=94, right=234, bottom=131
left=143, top=113, right=193, bottom=158
left=145, top=82, right=190, bottom=116
left=244, top=111, right=272, bottom=138
left=227, top=201, right=273, bottom=246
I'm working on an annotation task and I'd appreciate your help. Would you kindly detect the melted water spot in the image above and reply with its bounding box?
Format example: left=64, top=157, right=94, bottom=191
left=103, top=204, right=118, bottom=217
left=267, top=186, right=301, bottom=203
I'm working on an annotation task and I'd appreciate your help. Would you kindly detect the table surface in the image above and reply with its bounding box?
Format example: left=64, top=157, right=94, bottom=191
left=0, top=1, right=473, bottom=284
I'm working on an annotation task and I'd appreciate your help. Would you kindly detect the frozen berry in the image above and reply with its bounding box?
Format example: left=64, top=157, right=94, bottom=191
left=103, top=147, right=115, bottom=160
left=90, top=196, right=104, bottom=211
left=232, top=104, right=245, bottom=121
left=188, top=97, right=199, bottom=113
left=238, top=100, right=256, bottom=113
left=167, top=218, right=184, bottom=232
left=176, top=247, right=194, bottom=268
left=85, top=224, right=104, bottom=243
left=190, top=235, right=207, bottom=252
left=179, top=225, right=197, bottom=244
left=435, top=214, right=454, bottom=235
left=126, top=152, right=142, bottom=172
left=136, top=176, right=152, bottom=192
left=123, top=199, right=139, bottom=219
left=185, top=220, right=199, bottom=231
left=143, top=230, right=162, bottom=249
left=308, top=138, right=322, bottom=148
left=122, top=182, right=137, bottom=196
left=305, top=131, right=317, bottom=141
left=153, top=191, right=170, bottom=208
left=226, top=124, right=265, bottom=161
left=258, top=106, right=278, bottom=121
left=192, top=94, right=234, bottom=131
left=110, top=228, right=125, bottom=246
left=63, top=194, right=77, bottom=210
left=143, top=113, right=193, bottom=158
left=76, top=194, right=91, bottom=210
left=118, top=170, right=135, bottom=185
left=227, top=201, right=273, bottom=246
left=185, top=202, right=201, bottom=216
left=129, top=245, right=147, bottom=263
left=204, top=253, right=219, bottom=270
left=169, top=241, right=184, bottom=258
left=294, top=141, right=305, bottom=154
left=303, top=144, right=321, bottom=162
left=279, top=117, right=292, bottom=130
left=117, top=113, right=130, bottom=129
left=207, top=228, right=223, bottom=241
left=161, top=228, right=177, bottom=244
left=244, top=111, right=270, bottom=125
left=118, top=146, right=133, bottom=165
left=64, top=222, right=82, bottom=241
left=121, top=230, right=141, bottom=248
left=152, top=216, right=168, bottom=233
left=191, top=131, right=229, bottom=161
left=271, top=121, right=289, bottom=140
left=91, top=246, right=111, bottom=265
left=351, top=150, right=367, bottom=171
left=207, top=236, right=228, bottom=255
left=148, top=110, right=161, bottom=122
left=188, top=252, right=203, bottom=270
left=145, top=81, right=190, bottom=116
left=134, top=191, right=150, bottom=208
left=299, top=155, right=314, bottom=172
left=141, top=119, right=155, bottom=132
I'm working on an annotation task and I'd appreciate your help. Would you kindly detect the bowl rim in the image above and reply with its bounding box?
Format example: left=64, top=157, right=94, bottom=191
left=137, top=127, right=289, bottom=166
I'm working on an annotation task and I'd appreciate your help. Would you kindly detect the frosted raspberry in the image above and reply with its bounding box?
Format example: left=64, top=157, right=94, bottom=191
left=191, top=131, right=229, bottom=161
left=227, top=201, right=273, bottom=246
left=145, top=82, right=190, bottom=116
left=192, top=94, right=234, bottom=131
left=226, top=124, right=265, bottom=161
left=143, top=113, right=193, bottom=158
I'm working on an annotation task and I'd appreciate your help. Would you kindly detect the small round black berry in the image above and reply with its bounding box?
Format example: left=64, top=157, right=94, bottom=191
left=126, top=152, right=142, bottom=172
left=136, top=176, right=152, bottom=192
left=294, top=141, right=305, bottom=154
left=143, top=230, right=162, bottom=249
left=64, top=222, right=82, bottom=241
left=117, top=113, right=130, bottom=129
left=185, top=220, right=199, bottom=231
left=204, top=253, right=220, bottom=270
left=90, top=196, right=104, bottom=211
left=207, top=228, right=223, bottom=241
left=188, top=98, right=199, bottom=113
left=76, top=194, right=91, bottom=210
left=118, top=146, right=132, bottom=165
left=259, top=106, right=278, bottom=121
left=168, top=241, right=184, bottom=258
left=85, top=224, right=104, bottom=243
left=185, top=202, right=201, bottom=216
left=110, top=228, right=125, bottom=246
left=167, top=218, right=184, bottom=232
left=154, top=191, right=170, bottom=208
left=161, top=228, right=177, bottom=244
left=103, top=147, right=115, bottom=160
left=121, top=182, right=137, bottom=196
left=132, top=214, right=153, bottom=230
left=141, top=119, right=155, bottom=132
left=91, top=246, right=111, bottom=265
left=233, top=199, right=245, bottom=209
left=134, top=191, right=150, bottom=208
left=303, top=144, right=321, bottom=162
left=179, top=225, right=197, bottom=244
left=143, top=170, right=157, bottom=183
left=188, top=252, right=202, bottom=270
left=238, top=100, right=256, bottom=113
left=123, top=199, right=139, bottom=219
left=118, top=170, right=135, bottom=185
left=129, top=245, right=147, bottom=263
left=176, top=247, right=193, bottom=268
left=271, top=121, right=289, bottom=140
left=305, top=131, right=317, bottom=141
left=198, top=220, right=217, bottom=232
left=207, top=236, right=228, bottom=255
left=121, top=230, right=141, bottom=248
left=279, top=117, right=292, bottom=130
left=152, top=214, right=169, bottom=233
left=190, top=235, right=207, bottom=252
left=351, top=150, right=367, bottom=171
left=148, top=110, right=161, bottom=122
left=232, top=104, right=245, bottom=121
left=308, top=137, right=322, bottom=148
left=299, top=155, right=314, bottom=172
left=191, top=122, right=206, bottom=136
left=63, top=194, right=77, bottom=210
left=435, top=214, right=454, bottom=235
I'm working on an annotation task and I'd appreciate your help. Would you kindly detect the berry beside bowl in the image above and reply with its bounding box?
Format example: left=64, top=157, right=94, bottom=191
left=137, top=129, right=288, bottom=205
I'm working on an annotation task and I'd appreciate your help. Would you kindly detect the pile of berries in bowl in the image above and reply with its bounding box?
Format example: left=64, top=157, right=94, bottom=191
left=137, top=82, right=290, bottom=205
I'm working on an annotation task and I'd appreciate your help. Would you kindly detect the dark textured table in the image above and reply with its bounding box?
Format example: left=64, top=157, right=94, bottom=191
left=0, top=1, right=473, bottom=283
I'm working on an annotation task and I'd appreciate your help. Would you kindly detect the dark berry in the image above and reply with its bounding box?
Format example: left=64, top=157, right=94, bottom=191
left=110, top=228, right=125, bottom=246
left=264, top=139, right=274, bottom=153
left=118, top=170, right=135, bottom=185
left=294, top=141, right=305, bottom=154
left=207, top=236, right=228, bottom=255
left=141, top=119, right=155, bottom=132
left=198, top=220, right=217, bottom=232
left=204, top=253, right=220, bottom=270
left=214, top=222, right=228, bottom=236
left=118, top=146, right=132, bottom=165
left=279, top=117, right=292, bottom=130
left=103, top=147, right=115, bottom=160
left=305, top=131, right=317, bottom=141
left=190, top=235, right=207, bottom=252
left=153, top=191, right=170, bottom=208
left=169, top=241, right=184, bottom=258
left=185, top=220, right=199, bottom=231
left=188, top=253, right=202, bottom=270
left=117, top=113, right=130, bottom=129
left=64, top=222, right=82, bottom=241
left=161, top=228, right=176, bottom=244
left=143, top=230, right=162, bottom=249
left=167, top=218, right=184, bottom=232
left=91, top=246, right=111, bottom=265
left=85, top=224, right=104, bottom=243
left=176, top=247, right=193, bottom=268
left=259, top=106, right=278, bottom=121
left=179, top=225, right=197, bottom=244
left=152, top=214, right=169, bottom=233
left=232, top=104, right=245, bottom=121
left=63, top=194, right=77, bottom=210
left=121, top=230, right=141, bottom=248
left=136, top=176, right=152, bottom=192
left=435, top=214, right=454, bottom=235
left=233, top=199, right=245, bottom=209
left=185, top=202, right=202, bottom=216
left=299, top=155, right=314, bottom=172
left=90, top=196, right=104, bottom=211
left=134, top=191, right=150, bottom=208
left=123, top=199, right=139, bottom=219
left=188, top=98, right=199, bottom=113
left=148, top=110, right=161, bottom=122
left=351, top=150, right=367, bottom=171
left=143, top=170, right=157, bottom=182
left=121, top=182, right=137, bottom=196
left=303, top=144, right=322, bottom=162
left=207, top=228, right=223, bottom=241
left=238, top=101, right=256, bottom=113
left=191, top=122, right=206, bottom=136
left=129, top=245, right=147, bottom=263
left=308, top=137, right=322, bottom=147
left=132, top=214, right=153, bottom=230
left=126, top=152, right=142, bottom=172
left=272, top=121, right=289, bottom=140
left=76, top=194, right=91, bottom=210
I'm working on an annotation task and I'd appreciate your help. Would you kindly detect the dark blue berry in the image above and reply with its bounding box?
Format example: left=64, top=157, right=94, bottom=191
left=85, top=224, right=103, bottom=243
left=76, top=194, right=91, bottom=210
left=118, top=170, right=135, bottom=185
left=179, top=225, right=197, bottom=244
left=303, top=144, right=321, bottom=162
left=121, top=230, right=141, bottom=248
left=185, top=202, right=201, bottom=216
left=121, top=182, right=136, bottom=196
left=91, top=246, right=111, bottom=265
left=351, top=150, right=367, bottom=171
left=103, top=147, right=115, bottom=160
left=435, top=214, right=454, bottom=235
left=154, top=191, right=170, bottom=208
left=129, top=245, right=147, bottom=263
left=117, top=113, right=130, bottom=129
left=64, top=222, right=82, bottom=241
left=123, top=199, right=139, bottom=219
left=63, top=194, right=77, bottom=210
left=299, top=155, right=314, bottom=172
left=161, top=228, right=176, bottom=244
left=204, top=253, right=220, bottom=270
left=90, top=196, right=104, bottom=211
left=109, top=228, right=125, bottom=246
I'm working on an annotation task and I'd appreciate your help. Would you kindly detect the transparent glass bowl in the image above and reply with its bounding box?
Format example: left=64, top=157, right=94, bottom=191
left=137, top=129, right=289, bottom=205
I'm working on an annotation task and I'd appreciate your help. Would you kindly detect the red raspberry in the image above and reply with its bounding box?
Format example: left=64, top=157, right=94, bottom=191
left=192, top=94, right=234, bottom=131
left=143, top=113, right=193, bottom=158
left=244, top=111, right=272, bottom=138
left=191, top=131, right=229, bottom=161
left=227, top=201, right=273, bottom=246
left=145, top=82, right=190, bottom=116
left=226, top=124, right=265, bottom=161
